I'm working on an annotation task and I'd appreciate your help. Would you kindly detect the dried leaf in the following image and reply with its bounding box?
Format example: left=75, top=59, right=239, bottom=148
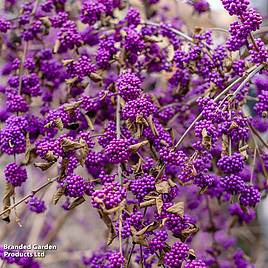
left=167, top=45, right=175, bottom=62
left=129, top=140, right=149, bottom=153
left=54, top=118, right=64, bottom=130
left=62, top=59, right=74, bottom=66
left=98, top=210, right=116, bottom=245
left=61, top=138, right=84, bottom=152
left=155, top=197, right=163, bottom=215
left=78, top=139, right=89, bottom=166
left=64, top=100, right=83, bottom=111
left=180, top=224, right=199, bottom=240
left=157, top=250, right=165, bottom=266
left=133, top=157, right=143, bottom=173
left=239, top=145, right=249, bottom=160
left=44, top=121, right=54, bottom=129
left=221, top=134, right=229, bottom=156
left=229, top=121, right=239, bottom=130
left=155, top=181, right=170, bottom=194
left=44, top=151, right=57, bottom=162
left=34, top=161, right=55, bottom=171
left=188, top=249, right=196, bottom=259
left=143, top=35, right=163, bottom=43
left=166, top=202, right=184, bottom=218
left=201, top=128, right=212, bottom=150
left=65, top=77, right=78, bottom=85
left=132, top=235, right=149, bottom=247
left=147, top=115, right=158, bottom=136
left=130, top=226, right=149, bottom=246
left=68, top=196, right=86, bottom=209
left=39, top=16, right=51, bottom=27
left=168, top=179, right=177, bottom=187
left=60, top=158, right=69, bottom=178
left=52, top=187, right=65, bottom=205
left=130, top=226, right=137, bottom=235
left=140, top=199, right=156, bottom=208
left=53, top=39, right=61, bottom=53
left=1, top=183, right=15, bottom=222
left=89, top=72, right=102, bottom=82
left=24, top=132, right=32, bottom=164
left=160, top=139, right=170, bottom=147
left=84, top=114, right=95, bottom=131
left=136, top=222, right=159, bottom=236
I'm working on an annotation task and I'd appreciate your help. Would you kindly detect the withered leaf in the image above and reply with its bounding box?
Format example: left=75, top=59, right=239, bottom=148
left=34, top=161, right=55, bottom=171
left=62, top=59, right=74, bottom=66
left=167, top=45, right=175, bottom=62
left=147, top=115, right=158, bottom=136
left=98, top=210, right=116, bottom=245
left=65, top=77, right=78, bottom=85
left=155, top=181, right=170, bottom=194
left=140, top=199, right=156, bottom=208
left=130, top=224, right=148, bottom=245
left=143, top=35, right=163, bottom=43
left=188, top=249, right=196, bottom=259
left=89, top=72, right=102, bottom=82
left=135, top=222, right=159, bottom=236
left=39, top=16, right=51, bottom=27
left=78, top=139, right=89, bottom=166
left=239, top=145, right=249, bottom=160
left=229, top=121, right=239, bottom=130
left=133, top=157, right=142, bottom=173
left=180, top=224, right=199, bottom=240
left=2, top=183, right=15, bottom=222
left=53, top=39, right=61, bottom=53
left=68, top=196, right=86, bottom=210
left=44, top=151, right=57, bottom=162
left=155, top=197, right=163, bottom=215
left=157, top=250, right=165, bottom=266
left=221, top=134, right=229, bottom=156
left=52, top=187, right=65, bottom=205
left=64, top=100, right=83, bottom=112
left=103, top=200, right=125, bottom=215
left=84, top=114, right=95, bottom=131
left=24, top=132, right=32, bottom=165
left=201, top=128, right=212, bottom=149
left=132, top=235, right=149, bottom=247
left=168, top=179, right=177, bottom=188
left=54, top=118, right=64, bottom=130
left=60, top=158, right=69, bottom=178
left=61, top=138, right=84, bottom=152
left=44, top=121, right=54, bottom=129
left=129, top=140, right=149, bottom=153
left=166, top=202, right=184, bottom=218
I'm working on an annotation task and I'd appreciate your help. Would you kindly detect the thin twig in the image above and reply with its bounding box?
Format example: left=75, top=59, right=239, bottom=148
left=230, top=64, right=264, bottom=100
left=116, top=95, right=123, bottom=184
left=140, top=244, right=144, bottom=268
left=174, top=64, right=262, bottom=149
left=126, top=243, right=136, bottom=268
left=18, top=0, right=40, bottom=94
left=116, top=94, right=123, bottom=260
left=248, top=123, right=268, bottom=150
left=142, top=21, right=194, bottom=43
left=0, top=177, right=57, bottom=217
left=251, top=147, right=257, bottom=185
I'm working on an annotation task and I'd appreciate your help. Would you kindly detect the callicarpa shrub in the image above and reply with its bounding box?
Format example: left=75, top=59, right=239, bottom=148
left=0, top=0, right=268, bottom=267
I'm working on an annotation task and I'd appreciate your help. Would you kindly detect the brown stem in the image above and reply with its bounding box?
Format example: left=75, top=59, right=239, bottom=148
left=0, top=177, right=57, bottom=217
left=126, top=243, right=136, bottom=268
